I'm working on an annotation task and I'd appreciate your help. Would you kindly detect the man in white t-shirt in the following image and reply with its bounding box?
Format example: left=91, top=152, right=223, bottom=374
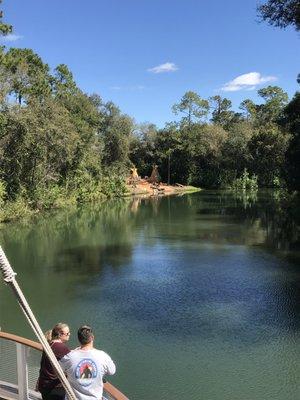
left=59, top=325, right=116, bottom=400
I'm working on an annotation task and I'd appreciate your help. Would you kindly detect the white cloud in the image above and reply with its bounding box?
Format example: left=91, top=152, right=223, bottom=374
left=147, top=62, right=178, bottom=74
left=0, top=34, right=23, bottom=42
left=221, top=72, right=277, bottom=92
left=110, top=85, right=145, bottom=91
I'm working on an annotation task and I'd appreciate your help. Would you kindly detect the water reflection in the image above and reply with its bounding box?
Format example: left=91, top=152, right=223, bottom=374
left=56, top=243, right=133, bottom=275
left=1, top=190, right=300, bottom=400
left=0, top=192, right=300, bottom=344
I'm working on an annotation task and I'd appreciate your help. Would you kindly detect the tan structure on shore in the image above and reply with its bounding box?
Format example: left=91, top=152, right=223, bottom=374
left=130, top=166, right=139, bottom=180
left=128, top=166, right=140, bottom=187
left=148, top=165, right=160, bottom=184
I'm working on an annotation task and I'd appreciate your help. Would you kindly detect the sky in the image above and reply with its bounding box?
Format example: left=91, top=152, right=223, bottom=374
left=1, top=0, right=299, bottom=127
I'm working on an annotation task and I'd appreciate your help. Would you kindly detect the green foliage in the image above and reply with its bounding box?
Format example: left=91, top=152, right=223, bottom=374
left=154, top=124, right=191, bottom=184
left=172, top=91, right=209, bottom=126
left=188, top=124, right=228, bottom=188
left=222, top=121, right=254, bottom=173
left=71, top=170, right=104, bottom=204
left=231, top=169, right=258, bottom=191
left=209, top=95, right=235, bottom=127
left=51, top=64, right=78, bottom=98
left=256, top=86, right=289, bottom=123
left=0, top=196, right=31, bottom=223
left=131, top=86, right=294, bottom=190
left=248, top=125, right=290, bottom=186
left=129, top=123, right=158, bottom=177
left=240, top=99, right=257, bottom=122
left=101, top=112, right=133, bottom=167
left=280, top=92, right=300, bottom=189
left=257, top=0, right=300, bottom=31
left=239, top=87, right=288, bottom=127
left=0, top=1, right=12, bottom=35
left=99, top=175, right=127, bottom=198
left=0, top=44, right=137, bottom=220
left=0, top=39, right=298, bottom=224
left=2, top=48, right=51, bottom=104
left=0, top=179, right=6, bottom=206
left=30, top=185, right=73, bottom=210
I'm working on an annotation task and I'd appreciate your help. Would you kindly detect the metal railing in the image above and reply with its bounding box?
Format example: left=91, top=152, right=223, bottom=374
left=0, top=332, right=128, bottom=400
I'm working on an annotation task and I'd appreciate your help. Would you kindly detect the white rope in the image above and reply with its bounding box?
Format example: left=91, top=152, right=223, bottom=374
left=0, top=248, right=16, bottom=282
left=0, top=246, right=77, bottom=400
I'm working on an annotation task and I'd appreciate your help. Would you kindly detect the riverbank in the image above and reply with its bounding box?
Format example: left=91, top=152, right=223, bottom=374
left=125, top=179, right=200, bottom=197
left=0, top=180, right=200, bottom=224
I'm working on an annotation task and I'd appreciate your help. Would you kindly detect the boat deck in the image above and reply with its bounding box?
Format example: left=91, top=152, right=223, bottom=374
left=0, top=332, right=128, bottom=400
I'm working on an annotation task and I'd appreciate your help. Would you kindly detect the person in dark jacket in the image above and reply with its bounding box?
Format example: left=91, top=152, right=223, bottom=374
left=38, top=322, right=71, bottom=400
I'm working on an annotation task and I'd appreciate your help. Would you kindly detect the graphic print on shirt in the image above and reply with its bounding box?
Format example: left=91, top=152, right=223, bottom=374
left=75, top=358, right=98, bottom=387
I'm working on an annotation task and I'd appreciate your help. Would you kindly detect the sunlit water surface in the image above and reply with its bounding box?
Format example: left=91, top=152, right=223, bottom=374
left=0, top=191, right=300, bottom=400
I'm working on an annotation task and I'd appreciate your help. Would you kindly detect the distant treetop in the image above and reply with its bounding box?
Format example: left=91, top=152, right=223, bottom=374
left=0, top=0, right=12, bottom=35
left=258, top=0, right=300, bottom=31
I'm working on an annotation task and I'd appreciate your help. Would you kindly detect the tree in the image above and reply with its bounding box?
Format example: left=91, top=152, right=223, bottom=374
left=280, top=92, right=300, bottom=189
left=129, top=123, right=158, bottom=177
left=0, top=100, right=82, bottom=198
left=209, top=95, right=235, bottom=127
left=172, top=91, right=209, bottom=126
left=51, top=64, right=77, bottom=98
left=257, top=85, right=288, bottom=123
left=56, top=89, right=103, bottom=178
left=0, top=1, right=12, bottom=35
left=2, top=48, right=51, bottom=104
left=240, top=99, right=257, bottom=122
left=258, top=1, right=300, bottom=90
left=258, top=0, right=300, bottom=31
left=189, top=124, right=228, bottom=187
left=155, top=123, right=192, bottom=184
left=100, top=102, right=133, bottom=169
left=240, top=87, right=289, bottom=126
left=222, top=121, right=255, bottom=182
left=248, top=126, right=290, bottom=186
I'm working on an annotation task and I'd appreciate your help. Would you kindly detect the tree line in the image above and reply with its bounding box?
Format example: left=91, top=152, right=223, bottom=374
left=130, top=87, right=299, bottom=190
left=0, top=0, right=299, bottom=221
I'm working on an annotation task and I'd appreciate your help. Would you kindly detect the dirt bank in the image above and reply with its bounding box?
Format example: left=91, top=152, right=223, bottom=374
left=125, top=179, right=200, bottom=197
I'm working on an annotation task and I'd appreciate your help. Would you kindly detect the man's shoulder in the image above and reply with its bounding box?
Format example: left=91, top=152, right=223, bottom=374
left=94, top=348, right=111, bottom=357
left=65, top=348, right=104, bottom=357
left=87, top=348, right=113, bottom=363
left=68, top=348, right=83, bottom=357
left=60, top=348, right=81, bottom=360
left=61, top=348, right=109, bottom=360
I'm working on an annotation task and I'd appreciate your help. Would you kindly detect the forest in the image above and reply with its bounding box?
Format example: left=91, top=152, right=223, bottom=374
left=0, top=0, right=299, bottom=222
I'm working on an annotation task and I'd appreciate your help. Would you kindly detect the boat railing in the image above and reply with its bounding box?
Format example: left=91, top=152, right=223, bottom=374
left=0, top=331, right=128, bottom=400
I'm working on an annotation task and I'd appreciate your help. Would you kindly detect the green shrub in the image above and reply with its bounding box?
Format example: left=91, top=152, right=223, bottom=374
left=100, top=175, right=127, bottom=197
left=30, top=185, right=75, bottom=210
left=0, top=180, right=6, bottom=207
left=0, top=197, right=32, bottom=223
left=231, top=169, right=258, bottom=191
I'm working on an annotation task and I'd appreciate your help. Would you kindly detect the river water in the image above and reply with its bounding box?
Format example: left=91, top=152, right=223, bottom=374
left=0, top=190, right=300, bottom=400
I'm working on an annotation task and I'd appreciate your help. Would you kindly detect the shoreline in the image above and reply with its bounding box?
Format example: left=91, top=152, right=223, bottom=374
left=0, top=182, right=201, bottom=225
left=125, top=179, right=201, bottom=197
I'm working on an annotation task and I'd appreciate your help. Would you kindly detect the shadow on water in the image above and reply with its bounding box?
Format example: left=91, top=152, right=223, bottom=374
left=55, top=243, right=133, bottom=276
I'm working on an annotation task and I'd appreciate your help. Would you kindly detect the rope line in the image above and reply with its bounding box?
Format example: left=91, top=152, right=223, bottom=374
left=0, top=246, right=77, bottom=400
left=0, top=248, right=17, bottom=282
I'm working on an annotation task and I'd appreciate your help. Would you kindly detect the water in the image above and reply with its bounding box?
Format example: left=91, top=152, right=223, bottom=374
left=0, top=190, right=300, bottom=400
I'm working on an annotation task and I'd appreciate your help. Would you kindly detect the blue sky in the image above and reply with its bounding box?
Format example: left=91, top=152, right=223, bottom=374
left=2, top=0, right=299, bottom=127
